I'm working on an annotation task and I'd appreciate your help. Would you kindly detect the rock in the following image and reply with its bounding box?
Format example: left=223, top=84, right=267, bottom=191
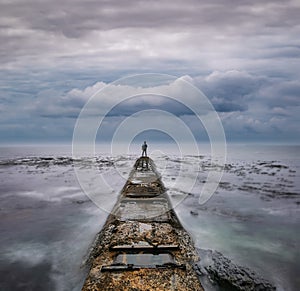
left=195, top=249, right=276, bottom=291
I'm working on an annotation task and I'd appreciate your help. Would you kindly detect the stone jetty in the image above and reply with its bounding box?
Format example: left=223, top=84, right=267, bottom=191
left=82, top=157, right=204, bottom=291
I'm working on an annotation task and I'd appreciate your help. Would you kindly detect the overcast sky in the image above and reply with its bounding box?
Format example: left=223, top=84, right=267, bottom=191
left=0, top=0, right=299, bottom=144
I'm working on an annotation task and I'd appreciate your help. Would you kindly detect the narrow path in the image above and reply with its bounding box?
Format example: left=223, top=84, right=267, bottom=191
left=82, top=157, right=204, bottom=291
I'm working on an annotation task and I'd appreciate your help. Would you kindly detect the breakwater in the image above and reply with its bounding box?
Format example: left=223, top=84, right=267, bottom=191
left=82, top=157, right=203, bottom=290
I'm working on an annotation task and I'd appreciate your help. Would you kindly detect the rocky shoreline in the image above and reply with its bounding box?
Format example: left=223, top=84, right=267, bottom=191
left=195, top=249, right=276, bottom=290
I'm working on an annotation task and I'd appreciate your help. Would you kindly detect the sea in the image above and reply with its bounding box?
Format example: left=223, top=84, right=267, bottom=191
left=0, top=143, right=299, bottom=290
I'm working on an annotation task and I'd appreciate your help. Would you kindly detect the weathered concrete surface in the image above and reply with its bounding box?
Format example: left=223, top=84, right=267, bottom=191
left=83, top=269, right=200, bottom=290
left=83, top=221, right=203, bottom=290
left=115, top=199, right=170, bottom=221
left=82, top=157, right=203, bottom=291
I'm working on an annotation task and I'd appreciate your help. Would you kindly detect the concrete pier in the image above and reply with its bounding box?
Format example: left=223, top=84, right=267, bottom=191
left=82, top=157, right=204, bottom=290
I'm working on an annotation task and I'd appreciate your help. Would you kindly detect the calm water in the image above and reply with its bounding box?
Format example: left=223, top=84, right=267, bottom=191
left=0, top=143, right=299, bottom=290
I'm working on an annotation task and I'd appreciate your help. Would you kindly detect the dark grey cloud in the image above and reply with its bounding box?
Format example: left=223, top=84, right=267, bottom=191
left=2, top=0, right=298, bottom=34
left=211, top=99, right=247, bottom=113
left=259, top=80, right=300, bottom=108
left=107, top=95, right=194, bottom=117
left=1, top=0, right=299, bottom=73
left=1, top=71, right=299, bottom=144
left=0, top=0, right=300, bottom=143
left=195, top=71, right=264, bottom=112
left=195, top=70, right=300, bottom=114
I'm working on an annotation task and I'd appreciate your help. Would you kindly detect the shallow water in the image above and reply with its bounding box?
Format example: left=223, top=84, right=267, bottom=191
left=0, top=144, right=299, bottom=290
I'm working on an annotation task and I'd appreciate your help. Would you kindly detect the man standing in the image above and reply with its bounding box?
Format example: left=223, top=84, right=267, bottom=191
left=141, top=141, right=148, bottom=157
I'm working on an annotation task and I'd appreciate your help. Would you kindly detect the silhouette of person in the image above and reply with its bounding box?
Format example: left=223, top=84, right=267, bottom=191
left=141, top=141, right=148, bottom=157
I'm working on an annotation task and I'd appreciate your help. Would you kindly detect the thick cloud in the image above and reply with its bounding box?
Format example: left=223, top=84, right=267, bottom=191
left=1, top=0, right=299, bottom=74
left=195, top=71, right=264, bottom=112
left=29, top=78, right=198, bottom=119
left=259, top=80, right=300, bottom=108
left=0, top=0, right=299, bottom=143
left=1, top=72, right=299, bottom=143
